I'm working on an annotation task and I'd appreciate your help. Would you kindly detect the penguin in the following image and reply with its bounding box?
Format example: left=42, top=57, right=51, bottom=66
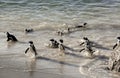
left=57, top=31, right=64, bottom=36
left=49, top=39, right=59, bottom=48
left=113, top=37, right=120, bottom=49
left=79, top=37, right=94, bottom=57
left=67, top=27, right=70, bottom=33
left=6, top=32, right=18, bottom=42
left=25, top=41, right=38, bottom=58
left=25, top=29, right=33, bottom=33
left=54, top=40, right=59, bottom=48
left=59, top=39, right=65, bottom=51
left=49, top=39, right=55, bottom=48
left=75, top=23, right=87, bottom=28
left=80, top=37, right=90, bottom=46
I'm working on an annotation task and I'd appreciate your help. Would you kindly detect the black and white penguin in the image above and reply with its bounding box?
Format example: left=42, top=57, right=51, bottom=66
left=57, top=31, right=64, bottom=36
left=79, top=37, right=94, bottom=57
left=59, top=39, right=65, bottom=51
left=49, top=39, right=59, bottom=48
left=54, top=40, right=59, bottom=48
left=25, top=29, right=34, bottom=33
left=75, top=23, right=87, bottom=28
left=25, top=41, right=38, bottom=58
left=113, top=37, right=120, bottom=49
left=67, top=27, right=70, bottom=33
left=49, top=39, right=55, bottom=48
left=6, top=32, right=18, bottom=42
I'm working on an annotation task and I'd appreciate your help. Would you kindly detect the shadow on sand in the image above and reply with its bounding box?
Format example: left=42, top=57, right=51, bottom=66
left=91, top=41, right=110, bottom=50
left=36, top=56, right=79, bottom=67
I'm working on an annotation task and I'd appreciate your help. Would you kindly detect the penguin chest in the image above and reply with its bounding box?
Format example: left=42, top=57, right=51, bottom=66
left=59, top=44, right=65, bottom=51
left=116, top=44, right=120, bottom=51
left=26, top=47, right=35, bottom=58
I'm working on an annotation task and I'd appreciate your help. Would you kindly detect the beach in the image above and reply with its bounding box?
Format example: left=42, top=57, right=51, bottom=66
left=0, top=0, right=120, bottom=78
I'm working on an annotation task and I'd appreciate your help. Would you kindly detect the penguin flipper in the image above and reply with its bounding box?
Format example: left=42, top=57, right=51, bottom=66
left=113, top=44, right=117, bottom=49
left=80, top=42, right=84, bottom=46
left=12, top=36, right=18, bottom=41
left=25, top=48, right=29, bottom=54
left=32, top=45, right=37, bottom=55
left=79, top=48, right=85, bottom=52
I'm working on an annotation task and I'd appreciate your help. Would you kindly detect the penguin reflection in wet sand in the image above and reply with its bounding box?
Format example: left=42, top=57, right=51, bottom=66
left=79, top=37, right=94, bottom=57
left=6, top=32, right=18, bottom=42
left=113, top=37, right=120, bottom=50
left=25, top=41, right=38, bottom=58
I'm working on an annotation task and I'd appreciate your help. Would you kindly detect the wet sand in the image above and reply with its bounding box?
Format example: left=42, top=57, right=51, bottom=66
left=0, top=27, right=120, bottom=78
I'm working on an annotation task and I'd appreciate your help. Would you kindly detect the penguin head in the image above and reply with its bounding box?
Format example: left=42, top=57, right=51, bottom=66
left=50, top=39, right=54, bottom=42
left=83, top=23, right=87, bottom=26
left=59, top=39, right=63, bottom=43
left=6, top=32, right=10, bottom=36
left=83, top=37, right=88, bottom=40
left=117, top=37, right=120, bottom=40
left=29, top=41, right=33, bottom=44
